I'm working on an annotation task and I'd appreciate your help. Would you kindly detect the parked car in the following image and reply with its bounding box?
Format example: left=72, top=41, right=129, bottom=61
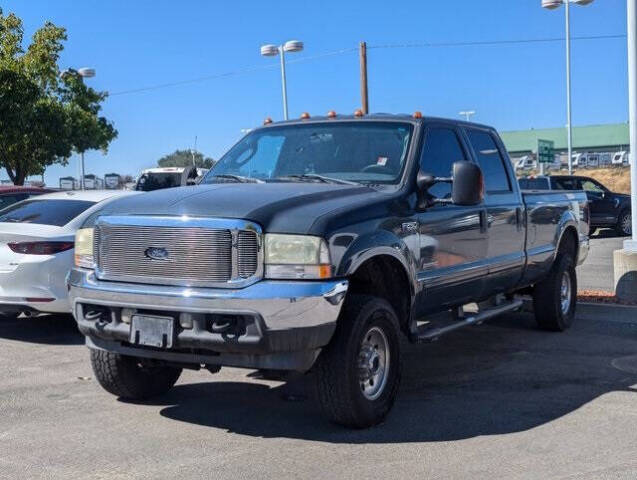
left=134, top=167, right=200, bottom=191
left=518, top=175, right=631, bottom=235
left=0, top=190, right=139, bottom=319
left=69, top=114, right=589, bottom=428
left=0, top=186, right=53, bottom=211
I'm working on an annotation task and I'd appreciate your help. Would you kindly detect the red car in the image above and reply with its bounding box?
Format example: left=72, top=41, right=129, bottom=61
left=0, top=186, right=54, bottom=211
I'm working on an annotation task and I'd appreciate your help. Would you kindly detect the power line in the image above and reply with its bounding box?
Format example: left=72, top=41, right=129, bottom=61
left=109, top=47, right=357, bottom=96
left=108, top=35, right=624, bottom=97
left=368, top=34, right=625, bottom=49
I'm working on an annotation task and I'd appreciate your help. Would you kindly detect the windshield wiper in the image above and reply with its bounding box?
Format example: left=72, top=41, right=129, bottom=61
left=279, top=174, right=359, bottom=185
left=211, top=174, right=263, bottom=184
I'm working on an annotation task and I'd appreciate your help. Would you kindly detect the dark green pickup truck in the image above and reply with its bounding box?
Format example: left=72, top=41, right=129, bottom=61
left=69, top=114, right=590, bottom=428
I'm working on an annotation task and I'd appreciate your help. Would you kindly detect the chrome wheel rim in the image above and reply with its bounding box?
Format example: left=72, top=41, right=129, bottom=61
left=358, top=326, right=390, bottom=401
left=560, top=272, right=572, bottom=315
left=622, top=213, right=632, bottom=235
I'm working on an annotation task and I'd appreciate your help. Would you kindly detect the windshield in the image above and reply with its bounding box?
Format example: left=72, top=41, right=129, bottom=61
left=0, top=199, right=94, bottom=226
left=201, top=122, right=413, bottom=185
left=136, top=172, right=182, bottom=191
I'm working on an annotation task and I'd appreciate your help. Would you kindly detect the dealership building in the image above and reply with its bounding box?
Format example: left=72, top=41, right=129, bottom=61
left=500, top=123, right=630, bottom=159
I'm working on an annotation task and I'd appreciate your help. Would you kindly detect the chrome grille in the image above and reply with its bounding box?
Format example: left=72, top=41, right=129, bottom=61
left=237, top=230, right=258, bottom=278
left=94, top=217, right=262, bottom=288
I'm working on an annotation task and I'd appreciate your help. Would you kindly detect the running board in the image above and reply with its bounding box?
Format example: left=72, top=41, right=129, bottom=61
left=412, top=298, right=524, bottom=343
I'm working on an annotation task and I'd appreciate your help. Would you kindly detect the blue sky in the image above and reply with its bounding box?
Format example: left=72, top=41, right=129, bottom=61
left=1, top=0, right=629, bottom=185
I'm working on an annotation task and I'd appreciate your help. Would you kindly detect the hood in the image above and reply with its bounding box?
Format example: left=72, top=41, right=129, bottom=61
left=87, top=183, right=387, bottom=234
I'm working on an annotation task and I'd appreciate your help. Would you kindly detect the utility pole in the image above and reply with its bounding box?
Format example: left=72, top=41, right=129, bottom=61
left=359, top=41, right=369, bottom=115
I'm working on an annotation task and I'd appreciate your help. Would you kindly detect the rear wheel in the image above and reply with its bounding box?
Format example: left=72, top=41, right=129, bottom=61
left=315, top=295, right=402, bottom=428
left=617, top=210, right=632, bottom=237
left=533, top=253, right=577, bottom=331
left=90, top=349, right=182, bottom=400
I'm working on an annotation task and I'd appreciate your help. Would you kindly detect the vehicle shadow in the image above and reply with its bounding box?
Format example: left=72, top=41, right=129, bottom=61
left=132, top=312, right=637, bottom=443
left=0, top=313, right=84, bottom=345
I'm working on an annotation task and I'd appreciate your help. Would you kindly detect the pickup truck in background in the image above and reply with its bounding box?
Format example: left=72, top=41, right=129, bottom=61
left=69, top=114, right=590, bottom=428
left=519, top=175, right=632, bottom=236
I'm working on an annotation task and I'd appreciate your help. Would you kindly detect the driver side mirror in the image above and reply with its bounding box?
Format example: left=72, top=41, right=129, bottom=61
left=417, top=161, right=484, bottom=208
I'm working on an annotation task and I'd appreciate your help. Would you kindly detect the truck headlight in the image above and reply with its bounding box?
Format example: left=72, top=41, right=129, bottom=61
left=74, top=228, right=95, bottom=268
left=264, top=234, right=332, bottom=279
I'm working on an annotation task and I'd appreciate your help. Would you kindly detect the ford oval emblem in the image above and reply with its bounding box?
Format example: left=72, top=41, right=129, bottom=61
left=145, top=247, right=169, bottom=261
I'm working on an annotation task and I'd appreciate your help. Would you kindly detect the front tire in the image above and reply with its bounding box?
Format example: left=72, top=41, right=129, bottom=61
left=533, top=254, right=577, bottom=331
left=315, top=295, right=402, bottom=428
left=90, top=349, right=182, bottom=400
left=617, top=210, right=632, bottom=237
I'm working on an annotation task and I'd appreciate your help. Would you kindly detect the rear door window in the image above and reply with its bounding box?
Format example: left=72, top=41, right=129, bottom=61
left=466, top=130, right=511, bottom=193
left=0, top=200, right=95, bottom=226
left=518, top=178, right=549, bottom=190
left=551, top=177, right=579, bottom=190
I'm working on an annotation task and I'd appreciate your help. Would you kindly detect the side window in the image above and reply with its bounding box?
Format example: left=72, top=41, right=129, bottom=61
left=419, top=127, right=466, bottom=199
left=552, top=177, right=578, bottom=190
left=466, top=130, right=511, bottom=193
left=581, top=179, right=605, bottom=193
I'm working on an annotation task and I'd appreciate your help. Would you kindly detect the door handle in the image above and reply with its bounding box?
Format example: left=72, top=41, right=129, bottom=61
left=516, top=207, right=523, bottom=230
left=480, top=210, right=488, bottom=233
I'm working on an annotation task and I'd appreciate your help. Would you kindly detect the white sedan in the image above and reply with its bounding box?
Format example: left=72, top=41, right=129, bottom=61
left=0, top=190, right=139, bottom=318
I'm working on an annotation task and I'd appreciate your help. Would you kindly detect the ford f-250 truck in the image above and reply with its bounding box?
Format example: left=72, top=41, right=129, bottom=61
left=69, top=113, right=590, bottom=428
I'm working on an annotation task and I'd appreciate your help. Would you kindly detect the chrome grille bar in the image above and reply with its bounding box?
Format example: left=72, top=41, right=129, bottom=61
left=94, top=216, right=262, bottom=288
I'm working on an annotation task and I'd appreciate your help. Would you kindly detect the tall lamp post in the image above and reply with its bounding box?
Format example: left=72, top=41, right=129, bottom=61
left=260, top=40, right=304, bottom=120
left=613, top=0, right=637, bottom=302
left=459, top=110, right=476, bottom=122
left=541, top=0, right=594, bottom=175
left=60, top=67, right=96, bottom=190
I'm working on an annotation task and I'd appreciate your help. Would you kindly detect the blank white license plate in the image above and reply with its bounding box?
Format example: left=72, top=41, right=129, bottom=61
left=130, top=315, right=175, bottom=349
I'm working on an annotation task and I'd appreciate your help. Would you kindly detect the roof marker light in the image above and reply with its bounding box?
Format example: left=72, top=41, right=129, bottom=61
left=413, top=111, right=423, bottom=119
left=300, top=112, right=310, bottom=119
left=354, top=109, right=364, bottom=117
left=263, top=117, right=273, bottom=125
left=327, top=110, right=337, bottom=118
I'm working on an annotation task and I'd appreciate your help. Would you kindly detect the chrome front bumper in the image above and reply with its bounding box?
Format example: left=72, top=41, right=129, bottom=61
left=68, top=269, right=348, bottom=370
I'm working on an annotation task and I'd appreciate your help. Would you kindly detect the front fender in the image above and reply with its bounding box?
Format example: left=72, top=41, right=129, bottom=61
left=333, top=229, right=418, bottom=296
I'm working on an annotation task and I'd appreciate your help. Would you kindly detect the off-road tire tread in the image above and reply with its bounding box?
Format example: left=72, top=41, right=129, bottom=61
left=533, top=253, right=576, bottom=332
left=90, top=349, right=181, bottom=400
left=315, top=294, right=401, bottom=428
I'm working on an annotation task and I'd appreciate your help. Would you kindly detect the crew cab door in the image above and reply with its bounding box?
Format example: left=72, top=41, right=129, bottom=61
left=414, top=124, right=488, bottom=317
left=464, top=127, right=525, bottom=291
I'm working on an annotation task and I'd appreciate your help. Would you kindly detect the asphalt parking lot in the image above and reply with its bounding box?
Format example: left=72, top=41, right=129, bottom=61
left=1, top=308, right=636, bottom=479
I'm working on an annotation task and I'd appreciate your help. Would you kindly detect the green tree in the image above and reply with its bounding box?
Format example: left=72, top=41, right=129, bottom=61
left=0, top=9, right=116, bottom=185
left=157, top=149, right=215, bottom=169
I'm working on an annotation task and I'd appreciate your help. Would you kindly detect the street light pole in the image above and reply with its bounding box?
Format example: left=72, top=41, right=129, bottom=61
left=626, top=0, right=637, bottom=249
left=261, top=40, right=303, bottom=121
left=459, top=110, right=476, bottom=122
left=279, top=46, right=289, bottom=120
left=565, top=0, right=574, bottom=175
left=542, top=0, right=595, bottom=175
left=612, top=0, right=637, bottom=302
left=61, top=67, right=96, bottom=190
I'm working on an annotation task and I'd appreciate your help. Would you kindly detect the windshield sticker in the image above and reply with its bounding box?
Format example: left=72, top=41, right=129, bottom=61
left=377, top=156, right=388, bottom=166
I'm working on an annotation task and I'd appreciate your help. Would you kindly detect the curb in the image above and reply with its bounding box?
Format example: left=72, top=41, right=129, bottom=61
left=576, top=301, right=637, bottom=324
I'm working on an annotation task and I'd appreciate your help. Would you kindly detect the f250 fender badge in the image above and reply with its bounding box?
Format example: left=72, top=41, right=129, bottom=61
left=145, top=247, right=170, bottom=261
left=401, top=222, right=418, bottom=234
